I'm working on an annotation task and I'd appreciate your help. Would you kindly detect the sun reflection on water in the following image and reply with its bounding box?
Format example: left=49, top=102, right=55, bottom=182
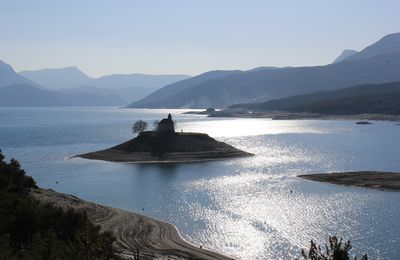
left=178, top=118, right=333, bottom=137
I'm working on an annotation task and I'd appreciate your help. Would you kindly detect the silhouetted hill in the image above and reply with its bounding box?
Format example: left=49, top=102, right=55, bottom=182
left=342, top=32, right=400, bottom=62
left=333, top=49, right=357, bottom=63
left=0, top=60, right=41, bottom=88
left=230, top=81, right=400, bottom=115
left=0, top=84, right=124, bottom=106
left=128, top=32, right=400, bottom=109
left=128, top=70, right=241, bottom=107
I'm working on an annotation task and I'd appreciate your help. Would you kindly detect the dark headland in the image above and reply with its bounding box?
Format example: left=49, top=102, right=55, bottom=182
left=299, top=171, right=400, bottom=191
left=76, top=114, right=252, bottom=163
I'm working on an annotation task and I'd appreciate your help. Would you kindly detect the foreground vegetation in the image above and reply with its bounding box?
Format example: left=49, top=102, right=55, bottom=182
left=300, top=236, right=368, bottom=260
left=0, top=150, right=119, bottom=259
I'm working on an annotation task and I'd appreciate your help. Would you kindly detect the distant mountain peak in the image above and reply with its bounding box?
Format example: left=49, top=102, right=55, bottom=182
left=342, top=32, right=400, bottom=62
left=332, top=49, right=358, bottom=63
left=380, top=32, right=400, bottom=40
left=0, top=59, right=41, bottom=88
left=21, top=66, right=87, bottom=75
left=20, top=66, right=94, bottom=89
left=0, top=59, right=15, bottom=71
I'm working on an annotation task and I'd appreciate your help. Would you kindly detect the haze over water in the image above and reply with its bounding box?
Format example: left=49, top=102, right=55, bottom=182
left=1, top=107, right=399, bottom=259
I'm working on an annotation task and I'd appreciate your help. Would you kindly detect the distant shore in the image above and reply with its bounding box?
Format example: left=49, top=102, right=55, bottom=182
left=31, top=188, right=233, bottom=260
left=185, top=109, right=400, bottom=121
left=298, top=171, right=400, bottom=191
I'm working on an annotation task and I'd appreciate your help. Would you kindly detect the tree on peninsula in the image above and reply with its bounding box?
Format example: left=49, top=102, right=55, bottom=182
left=132, top=120, right=148, bottom=134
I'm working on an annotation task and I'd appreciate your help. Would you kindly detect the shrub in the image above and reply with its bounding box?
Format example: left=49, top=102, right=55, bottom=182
left=299, top=236, right=368, bottom=260
left=0, top=150, right=120, bottom=259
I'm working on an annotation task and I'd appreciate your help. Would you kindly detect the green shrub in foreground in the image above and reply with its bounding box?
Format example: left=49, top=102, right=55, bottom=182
left=0, top=150, right=119, bottom=259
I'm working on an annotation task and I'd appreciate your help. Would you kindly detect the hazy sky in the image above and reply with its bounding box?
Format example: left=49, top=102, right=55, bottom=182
left=1, top=0, right=399, bottom=77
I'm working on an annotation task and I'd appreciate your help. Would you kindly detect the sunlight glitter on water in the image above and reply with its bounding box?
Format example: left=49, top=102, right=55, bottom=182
left=178, top=118, right=335, bottom=137
left=181, top=168, right=397, bottom=259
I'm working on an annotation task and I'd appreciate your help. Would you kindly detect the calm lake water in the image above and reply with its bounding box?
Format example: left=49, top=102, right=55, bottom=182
left=1, top=107, right=399, bottom=259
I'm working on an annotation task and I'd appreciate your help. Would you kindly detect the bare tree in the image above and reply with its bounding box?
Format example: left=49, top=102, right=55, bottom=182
left=132, top=120, right=148, bottom=134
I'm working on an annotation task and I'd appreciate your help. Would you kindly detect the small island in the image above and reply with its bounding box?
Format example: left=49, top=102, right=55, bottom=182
left=76, top=114, right=253, bottom=163
left=299, top=171, right=400, bottom=191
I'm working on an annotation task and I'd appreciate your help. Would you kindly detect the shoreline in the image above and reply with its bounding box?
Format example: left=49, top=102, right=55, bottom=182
left=75, top=149, right=253, bottom=163
left=31, top=188, right=233, bottom=260
left=298, top=171, right=400, bottom=191
left=186, top=110, right=400, bottom=121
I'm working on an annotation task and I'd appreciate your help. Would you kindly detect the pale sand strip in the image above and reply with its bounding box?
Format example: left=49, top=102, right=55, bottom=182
left=31, top=189, right=233, bottom=260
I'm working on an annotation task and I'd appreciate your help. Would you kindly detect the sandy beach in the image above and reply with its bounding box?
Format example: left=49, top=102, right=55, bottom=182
left=31, top=188, right=233, bottom=260
left=298, top=171, right=400, bottom=191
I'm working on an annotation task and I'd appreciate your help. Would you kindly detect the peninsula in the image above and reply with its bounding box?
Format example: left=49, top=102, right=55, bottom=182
left=32, top=188, right=232, bottom=259
left=299, top=171, right=400, bottom=191
left=76, top=114, right=252, bottom=163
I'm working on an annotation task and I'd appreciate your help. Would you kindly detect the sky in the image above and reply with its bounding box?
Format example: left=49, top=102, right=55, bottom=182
left=1, top=0, right=399, bottom=77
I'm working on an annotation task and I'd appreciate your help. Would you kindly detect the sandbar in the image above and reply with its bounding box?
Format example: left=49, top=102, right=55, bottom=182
left=298, top=171, right=400, bottom=191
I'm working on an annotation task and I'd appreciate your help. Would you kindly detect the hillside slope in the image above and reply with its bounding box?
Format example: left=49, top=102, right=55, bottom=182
left=129, top=70, right=241, bottom=107
left=0, top=60, right=41, bottom=88
left=342, top=32, right=400, bottom=62
left=230, top=81, right=400, bottom=115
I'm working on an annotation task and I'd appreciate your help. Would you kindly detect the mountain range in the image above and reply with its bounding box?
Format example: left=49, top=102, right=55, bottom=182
left=20, top=67, right=190, bottom=103
left=0, top=61, right=191, bottom=106
left=2, top=32, right=400, bottom=109
left=129, top=32, right=400, bottom=109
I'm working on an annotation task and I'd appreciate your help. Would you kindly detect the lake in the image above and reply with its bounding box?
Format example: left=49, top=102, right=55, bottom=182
left=0, top=107, right=399, bottom=259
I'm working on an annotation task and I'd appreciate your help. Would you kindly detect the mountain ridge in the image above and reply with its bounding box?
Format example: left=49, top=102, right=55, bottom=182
left=0, top=59, right=42, bottom=88
left=342, top=32, right=400, bottom=62
left=333, top=49, right=358, bottom=63
left=20, top=67, right=191, bottom=90
left=20, top=67, right=191, bottom=103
